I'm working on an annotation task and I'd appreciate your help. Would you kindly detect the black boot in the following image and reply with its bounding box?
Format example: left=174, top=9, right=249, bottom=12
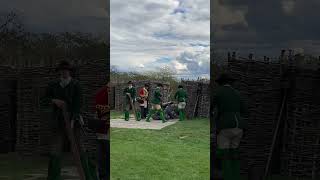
left=47, top=155, right=62, bottom=180
left=213, top=158, right=224, bottom=179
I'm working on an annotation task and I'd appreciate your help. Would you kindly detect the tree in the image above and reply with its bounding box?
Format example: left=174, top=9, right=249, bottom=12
left=0, top=12, right=107, bottom=66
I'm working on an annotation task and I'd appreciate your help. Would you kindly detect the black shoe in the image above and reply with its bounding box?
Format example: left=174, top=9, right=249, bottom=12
left=211, top=170, right=224, bottom=180
left=211, top=158, right=223, bottom=180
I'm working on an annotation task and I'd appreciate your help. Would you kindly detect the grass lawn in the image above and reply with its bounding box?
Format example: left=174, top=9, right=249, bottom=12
left=111, top=110, right=124, bottom=119
left=110, top=117, right=210, bottom=180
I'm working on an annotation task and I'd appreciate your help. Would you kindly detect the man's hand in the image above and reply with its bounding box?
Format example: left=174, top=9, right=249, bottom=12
left=52, top=99, right=66, bottom=109
left=78, top=115, right=85, bottom=126
left=71, top=119, right=75, bottom=129
left=216, top=129, right=220, bottom=135
left=71, top=115, right=84, bottom=129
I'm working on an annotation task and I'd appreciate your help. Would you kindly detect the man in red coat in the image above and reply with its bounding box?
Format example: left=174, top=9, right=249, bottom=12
left=94, top=82, right=110, bottom=180
left=137, top=83, right=150, bottom=119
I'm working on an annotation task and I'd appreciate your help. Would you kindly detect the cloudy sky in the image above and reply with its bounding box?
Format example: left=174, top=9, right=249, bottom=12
left=0, top=0, right=108, bottom=35
left=213, top=0, right=320, bottom=59
left=110, top=0, right=210, bottom=79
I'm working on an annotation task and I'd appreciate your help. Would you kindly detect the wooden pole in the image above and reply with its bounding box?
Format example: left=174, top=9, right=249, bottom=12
left=62, top=108, right=86, bottom=180
left=127, top=93, right=138, bottom=121
left=193, top=83, right=202, bottom=118
left=263, top=89, right=288, bottom=180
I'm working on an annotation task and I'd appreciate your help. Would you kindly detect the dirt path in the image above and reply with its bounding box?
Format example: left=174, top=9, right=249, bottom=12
left=111, top=118, right=179, bottom=130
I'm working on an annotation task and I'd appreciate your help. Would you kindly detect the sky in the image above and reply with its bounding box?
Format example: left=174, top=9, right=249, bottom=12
left=0, top=0, right=108, bottom=36
left=213, top=0, right=320, bottom=59
left=110, top=0, right=210, bottom=79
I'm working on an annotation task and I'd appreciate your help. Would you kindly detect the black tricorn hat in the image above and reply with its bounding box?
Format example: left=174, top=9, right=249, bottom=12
left=157, top=83, right=163, bottom=87
left=128, top=81, right=133, bottom=84
left=55, top=60, right=73, bottom=72
left=178, top=85, right=183, bottom=88
left=215, top=73, right=237, bottom=85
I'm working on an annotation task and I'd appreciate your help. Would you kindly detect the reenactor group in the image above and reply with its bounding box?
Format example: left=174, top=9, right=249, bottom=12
left=123, top=81, right=188, bottom=122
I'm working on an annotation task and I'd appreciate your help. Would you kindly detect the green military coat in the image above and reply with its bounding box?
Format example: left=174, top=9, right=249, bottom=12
left=123, top=87, right=136, bottom=102
left=151, top=87, right=162, bottom=104
left=41, top=79, right=82, bottom=131
left=174, top=88, right=188, bottom=102
left=212, top=85, right=248, bottom=130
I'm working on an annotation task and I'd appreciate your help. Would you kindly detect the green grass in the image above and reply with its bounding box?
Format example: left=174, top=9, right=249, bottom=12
left=111, top=110, right=124, bottom=119
left=110, top=118, right=210, bottom=180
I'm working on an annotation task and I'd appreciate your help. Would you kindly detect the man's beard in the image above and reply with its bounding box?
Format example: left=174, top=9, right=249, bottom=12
left=60, top=76, right=72, bottom=87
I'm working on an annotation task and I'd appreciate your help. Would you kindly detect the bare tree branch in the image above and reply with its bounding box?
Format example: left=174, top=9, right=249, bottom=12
left=0, top=12, right=17, bottom=32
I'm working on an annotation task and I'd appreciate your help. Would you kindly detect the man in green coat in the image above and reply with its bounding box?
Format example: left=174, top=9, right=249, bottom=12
left=174, top=85, right=188, bottom=121
left=41, top=60, right=98, bottom=180
left=212, top=73, right=248, bottom=180
left=146, top=83, right=166, bottom=123
left=123, top=81, right=140, bottom=121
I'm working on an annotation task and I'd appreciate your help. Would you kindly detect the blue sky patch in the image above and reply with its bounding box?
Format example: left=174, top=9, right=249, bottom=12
left=153, top=31, right=181, bottom=40
left=172, top=7, right=187, bottom=14
left=155, top=56, right=173, bottom=63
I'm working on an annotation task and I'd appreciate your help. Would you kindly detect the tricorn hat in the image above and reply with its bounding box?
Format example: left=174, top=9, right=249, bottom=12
left=55, top=60, right=73, bottom=72
left=215, top=73, right=237, bottom=85
left=128, top=81, right=133, bottom=84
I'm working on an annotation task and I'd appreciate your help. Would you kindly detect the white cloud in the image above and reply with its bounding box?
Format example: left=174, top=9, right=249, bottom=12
left=282, top=0, right=296, bottom=15
left=212, top=0, right=248, bottom=27
left=212, top=0, right=250, bottom=40
left=110, top=0, right=210, bottom=79
left=173, top=60, right=188, bottom=71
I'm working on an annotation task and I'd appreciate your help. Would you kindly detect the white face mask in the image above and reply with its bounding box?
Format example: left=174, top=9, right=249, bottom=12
left=128, top=85, right=133, bottom=89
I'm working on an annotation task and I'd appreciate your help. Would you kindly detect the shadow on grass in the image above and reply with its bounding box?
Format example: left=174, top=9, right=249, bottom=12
left=0, top=153, right=77, bottom=179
